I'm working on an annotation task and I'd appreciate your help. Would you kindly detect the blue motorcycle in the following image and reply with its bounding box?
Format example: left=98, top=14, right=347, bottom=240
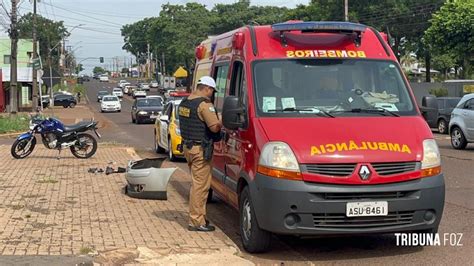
left=11, top=116, right=101, bottom=159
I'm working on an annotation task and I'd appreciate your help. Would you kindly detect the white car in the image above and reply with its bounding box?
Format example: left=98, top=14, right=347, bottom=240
left=100, top=95, right=121, bottom=112
left=139, top=83, right=150, bottom=91
left=133, top=89, right=147, bottom=99
left=150, top=81, right=159, bottom=88
left=112, top=88, right=123, bottom=98
left=118, top=80, right=128, bottom=87
left=99, top=75, right=109, bottom=82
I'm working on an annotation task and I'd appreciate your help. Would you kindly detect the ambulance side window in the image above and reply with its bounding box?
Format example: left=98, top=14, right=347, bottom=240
left=213, top=64, right=229, bottom=112
left=230, top=61, right=248, bottom=128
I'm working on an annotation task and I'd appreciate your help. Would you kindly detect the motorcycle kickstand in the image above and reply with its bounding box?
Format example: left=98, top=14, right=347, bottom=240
left=57, top=148, right=62, bottom=160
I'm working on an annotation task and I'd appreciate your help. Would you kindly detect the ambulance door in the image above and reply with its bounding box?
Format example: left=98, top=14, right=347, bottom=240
left=210, top=63, right=229, bottom=200
left=224, top=60, right=247, bottom=208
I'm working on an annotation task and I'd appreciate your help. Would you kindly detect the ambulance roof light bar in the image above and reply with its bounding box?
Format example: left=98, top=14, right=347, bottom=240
left=271, top=21, right=367, bottom=47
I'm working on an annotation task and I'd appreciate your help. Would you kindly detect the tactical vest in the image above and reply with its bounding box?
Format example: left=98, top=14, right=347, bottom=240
left=178, top=97, right=207, bottom=141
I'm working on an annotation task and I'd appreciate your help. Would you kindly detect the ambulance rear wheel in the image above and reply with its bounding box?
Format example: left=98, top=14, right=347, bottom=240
left=239, top=186, right=271, bottom=253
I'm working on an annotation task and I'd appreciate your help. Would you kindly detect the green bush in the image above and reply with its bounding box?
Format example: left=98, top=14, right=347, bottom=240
left=0, top=114, right=30, bottom=134
left=73, top=84, right=86, bottom=95
left=429, top=88, right=448, bottom=97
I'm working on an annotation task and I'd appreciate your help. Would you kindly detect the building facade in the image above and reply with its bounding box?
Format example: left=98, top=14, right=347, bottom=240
left=0, top=38, right=40, bottom=112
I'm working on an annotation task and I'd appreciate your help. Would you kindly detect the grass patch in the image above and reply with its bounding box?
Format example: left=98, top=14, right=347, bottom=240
left=80, top=246, right=94, bottom=255
left=0, top=114, right=29, bottom=134
left=36, top=176, right=58, bottom=184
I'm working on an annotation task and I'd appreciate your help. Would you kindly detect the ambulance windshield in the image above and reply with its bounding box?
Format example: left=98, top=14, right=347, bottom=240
left=253, top=59, right=416, bottom=117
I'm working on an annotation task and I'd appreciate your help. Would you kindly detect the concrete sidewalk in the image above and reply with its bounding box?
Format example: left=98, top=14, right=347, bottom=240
left=0, top=144, right=251, bottom=265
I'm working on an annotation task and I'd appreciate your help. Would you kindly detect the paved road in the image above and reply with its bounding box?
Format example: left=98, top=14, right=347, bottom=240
left=85, top=80, right=473, bottom=265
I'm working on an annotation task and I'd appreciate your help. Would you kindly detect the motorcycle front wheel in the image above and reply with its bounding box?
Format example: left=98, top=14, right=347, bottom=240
left=11, top=137, right=36, bottom=159
left=70, top=133, right=98, bottom=159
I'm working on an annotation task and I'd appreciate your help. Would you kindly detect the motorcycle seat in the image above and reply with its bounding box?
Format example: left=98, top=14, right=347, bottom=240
left=63, top=121, right=94, bottom=132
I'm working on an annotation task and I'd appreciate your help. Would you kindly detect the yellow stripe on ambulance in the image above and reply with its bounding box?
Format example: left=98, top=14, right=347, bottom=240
left=311, top=141, right=411, bottom=155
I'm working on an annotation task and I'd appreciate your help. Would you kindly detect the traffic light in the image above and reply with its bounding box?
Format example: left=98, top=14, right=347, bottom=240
left=99, top=57, right=104, bottom=63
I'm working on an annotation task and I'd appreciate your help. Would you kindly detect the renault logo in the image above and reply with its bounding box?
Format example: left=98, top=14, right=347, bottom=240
left=359, top=165, right=371, bottom=180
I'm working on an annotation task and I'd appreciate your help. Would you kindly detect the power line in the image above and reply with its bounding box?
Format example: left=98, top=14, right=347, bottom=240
left=42, top=2, right=123, bottom=27
left=42, top=1, right=147, bottom=19
left=17, top=6, right=123, bottom=29
left=48, top=0, right=56, bottom=21
left=39, top=0, right=50, bottom=20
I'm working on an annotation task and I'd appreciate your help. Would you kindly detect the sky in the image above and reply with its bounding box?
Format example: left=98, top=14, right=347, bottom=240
left=0, top=0, right=310, bottom=74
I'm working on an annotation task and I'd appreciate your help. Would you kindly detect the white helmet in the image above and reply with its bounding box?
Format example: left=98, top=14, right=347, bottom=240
left=197, top=76, right=216, bottom=89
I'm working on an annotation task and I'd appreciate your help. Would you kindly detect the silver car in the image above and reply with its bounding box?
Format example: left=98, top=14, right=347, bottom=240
left=449, top=93, right=474, bottom=149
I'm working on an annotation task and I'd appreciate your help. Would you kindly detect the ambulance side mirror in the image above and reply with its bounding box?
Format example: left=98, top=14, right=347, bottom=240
left=222, top=96, right=245, bottom=130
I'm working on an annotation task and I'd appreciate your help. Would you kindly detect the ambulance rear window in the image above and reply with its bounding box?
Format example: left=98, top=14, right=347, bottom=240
left=253, top=59, right=416, bottom=117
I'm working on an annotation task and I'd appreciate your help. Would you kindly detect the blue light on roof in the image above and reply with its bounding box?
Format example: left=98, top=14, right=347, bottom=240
left=271, top=21, right=367, bottom=33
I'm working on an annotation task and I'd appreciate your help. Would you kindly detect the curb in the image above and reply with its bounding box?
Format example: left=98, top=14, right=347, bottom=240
left=0, top=132, right=22, bottom=139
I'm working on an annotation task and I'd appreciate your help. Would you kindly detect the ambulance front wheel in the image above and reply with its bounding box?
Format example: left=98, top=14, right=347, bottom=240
left=239, top=186, right=272, bottom=253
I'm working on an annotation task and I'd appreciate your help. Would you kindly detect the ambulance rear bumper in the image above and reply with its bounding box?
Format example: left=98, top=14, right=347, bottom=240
left=251, top=173, right=445, bottom=235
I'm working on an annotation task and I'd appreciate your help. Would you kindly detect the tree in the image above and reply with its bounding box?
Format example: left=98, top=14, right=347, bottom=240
left=93, top=67, right=105, bottom=75
left=425, top=0, right=474, bottom=78
left=75, top=64, right=84, bottom=74
left=286, top=0, right=343, bottom=21
left=17, top=13, right=69, bottom=70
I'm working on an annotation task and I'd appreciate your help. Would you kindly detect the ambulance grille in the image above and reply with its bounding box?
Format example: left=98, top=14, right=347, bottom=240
left=312, top=211, right=415, bottom=228
left=372, top=162, right=418, bottom=176
left=305, top=164, right=356, bottom=177
left=321, top=191, right=414, bottom=200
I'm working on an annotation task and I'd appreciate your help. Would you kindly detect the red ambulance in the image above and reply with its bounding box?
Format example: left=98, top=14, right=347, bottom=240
left=193, top=21, right=444, bottom=253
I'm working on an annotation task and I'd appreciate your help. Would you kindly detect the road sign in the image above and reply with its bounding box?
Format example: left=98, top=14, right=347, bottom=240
left=32, top=58, right=41, bottom=70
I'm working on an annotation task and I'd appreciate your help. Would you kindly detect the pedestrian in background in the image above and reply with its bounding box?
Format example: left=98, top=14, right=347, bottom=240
left=77, top=91, right=81, bottom=103
left=178, top=76, right=222, bottom=232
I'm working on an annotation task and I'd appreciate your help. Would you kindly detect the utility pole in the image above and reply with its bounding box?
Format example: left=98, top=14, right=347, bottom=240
left=162, top=52, right=166, bottom=76
left=344, top=0, right=349, bottom=21
left=147, top=43, right=151, bottom=79
left=32, top=0, right=38, bottom=110
left=9, top=0, right=18, bottom=113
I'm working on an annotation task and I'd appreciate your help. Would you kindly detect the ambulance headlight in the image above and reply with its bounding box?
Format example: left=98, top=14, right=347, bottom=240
left=258, top=142, right=301, bottom=180
left=421, top=139, right=441, bottom=177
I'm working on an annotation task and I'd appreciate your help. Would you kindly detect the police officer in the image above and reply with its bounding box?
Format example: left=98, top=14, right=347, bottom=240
left=178, top=76, right=222, bottom=232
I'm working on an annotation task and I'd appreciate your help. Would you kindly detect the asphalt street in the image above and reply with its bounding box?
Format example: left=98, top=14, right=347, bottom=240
left=84, top=79, right=473, bottom=264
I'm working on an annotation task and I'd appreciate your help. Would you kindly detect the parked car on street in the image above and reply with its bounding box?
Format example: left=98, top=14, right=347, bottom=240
left=132, top=89, right=147, bottom=99
left=97, top=90, right=109, bottom=102
left=100, top=95, right=121, bottom=113
left=435, top=97, right=461, bottom=134
left=154, top=100, right=182, bottom=161
left=131, top=98, right=163, bottom=124
left=54, top=94, right=77, bottom=108
left=449, top=93, right=474, bottom=149
left=39, top=95, right=50, bottom=108
left=112, top=88, right=124, bottom=98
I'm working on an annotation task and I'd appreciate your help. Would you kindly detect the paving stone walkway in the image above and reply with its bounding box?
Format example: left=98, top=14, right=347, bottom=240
left=0, top=144, right=243, bottom=263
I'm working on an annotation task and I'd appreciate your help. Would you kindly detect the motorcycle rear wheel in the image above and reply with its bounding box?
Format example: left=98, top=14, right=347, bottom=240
left=11, top=137, right=36, bottom=159
left=70, top=133, right=98, bottom=159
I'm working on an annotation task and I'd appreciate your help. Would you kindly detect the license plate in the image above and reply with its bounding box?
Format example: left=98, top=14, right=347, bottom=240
left=346, top=201, right=388, bottom=217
